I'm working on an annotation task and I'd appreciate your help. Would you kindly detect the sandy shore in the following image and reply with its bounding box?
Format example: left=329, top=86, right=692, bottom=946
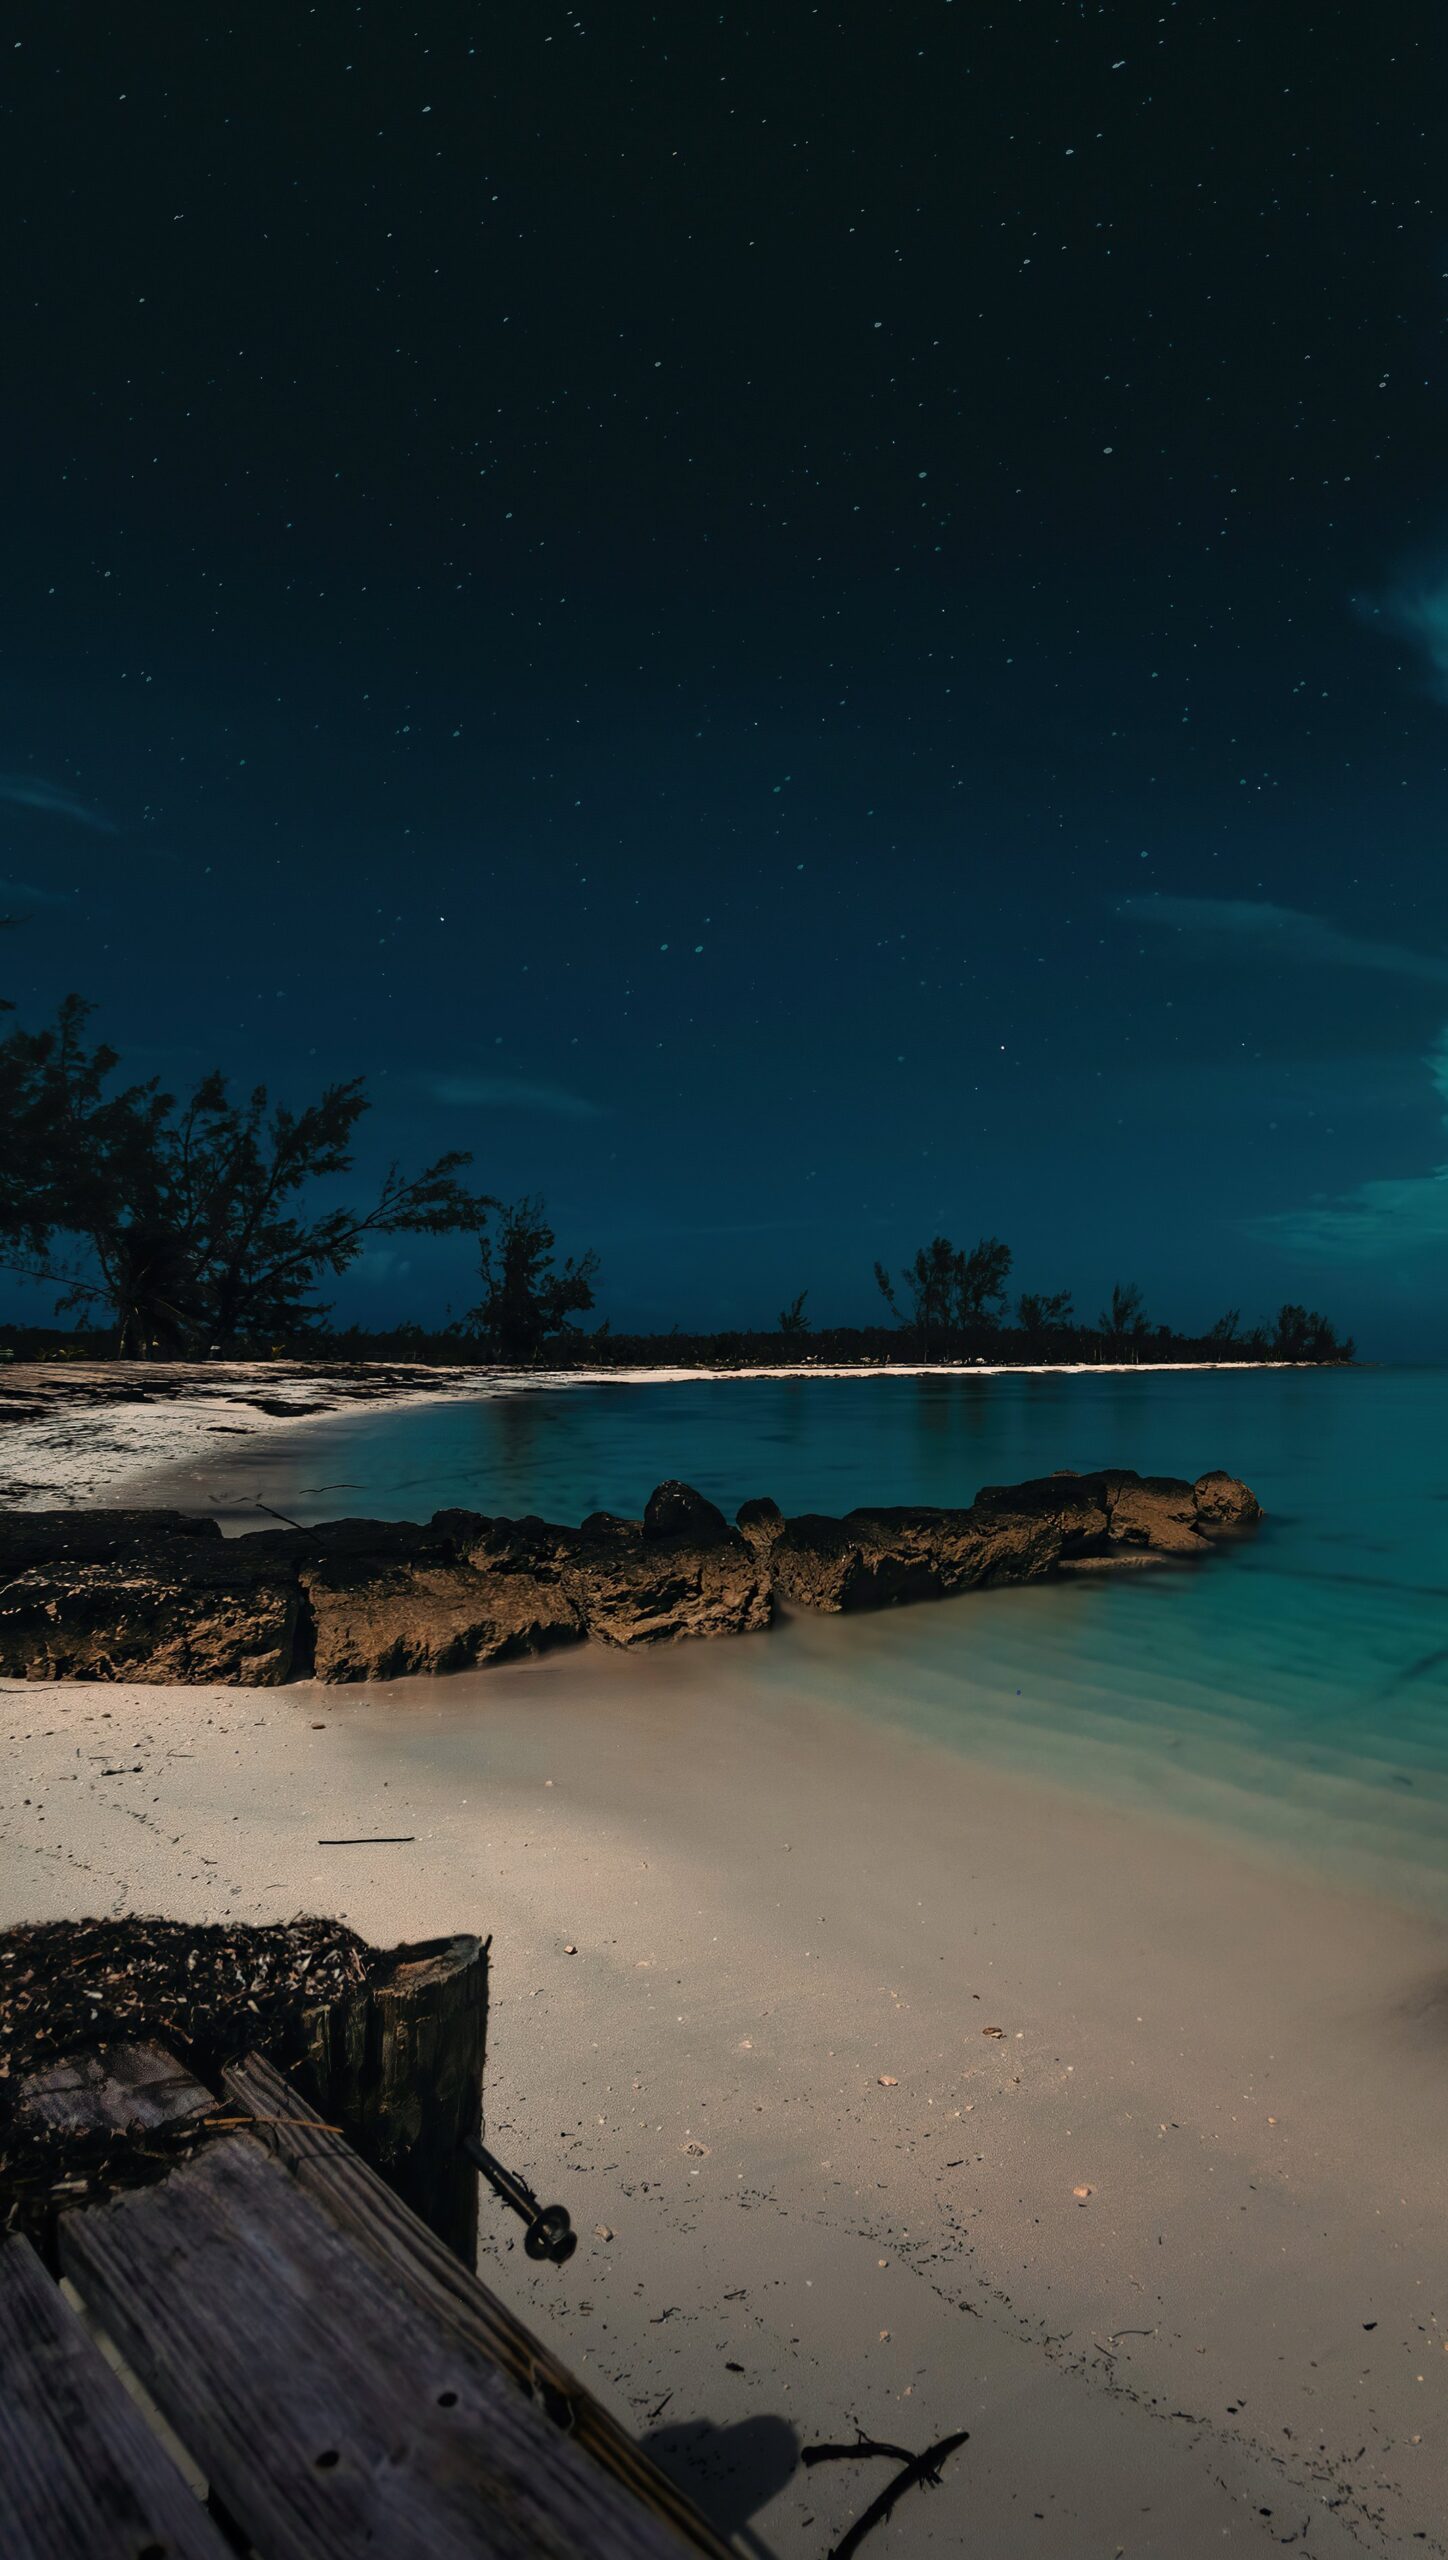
left=3, top=1621, right=1444, bottom=2558
left=0, top=1357, right=499, bottom=1510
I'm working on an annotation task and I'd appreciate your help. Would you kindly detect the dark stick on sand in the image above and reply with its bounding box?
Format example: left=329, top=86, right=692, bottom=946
left=803, top=2429, right=970, bottom=2558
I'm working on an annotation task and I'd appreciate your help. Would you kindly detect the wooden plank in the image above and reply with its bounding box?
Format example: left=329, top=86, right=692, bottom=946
left=223, top=2052, right=732, bottom=2560
left=16, top=2043, right=213, bottom=2140
left=0, top=2232, right=230, bottom=2560
left=61, top=2133, right=693, bottom=2560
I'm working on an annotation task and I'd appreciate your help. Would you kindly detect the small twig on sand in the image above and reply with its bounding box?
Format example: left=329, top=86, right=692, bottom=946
left=803, top=2439, right=923, bottom=2476
left=316, top=1835, right=416, bottom=1846
left=802, top=2429, right=969, bottom=2559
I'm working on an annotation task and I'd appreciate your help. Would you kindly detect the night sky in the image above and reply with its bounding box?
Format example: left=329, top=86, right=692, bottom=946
left=3, top=4, right=1446, bottom=1351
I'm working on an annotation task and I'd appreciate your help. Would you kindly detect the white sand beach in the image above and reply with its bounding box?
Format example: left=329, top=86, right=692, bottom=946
left=3, top=1624, right=1445, bottom=2557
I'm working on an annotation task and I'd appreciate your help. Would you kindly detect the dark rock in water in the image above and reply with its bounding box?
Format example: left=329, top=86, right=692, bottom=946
left=1192, top=1469, right=1261, bottom=1529
left=735, top=1495, right=785, bottom=1560
left=439, top=1496, right=767, bottom=1650
left=769, top=1465, right=1258, bottom=1614
left=0, top=1463, right=1260, bottom=1683
left=244, top=1516, right=582, bottom=1682
left=643, top=1480, right=731, bottom=1544
left=770, top=1496, right=1065, bottom=1613
left=560, top=1516, right=771, bottom=1648
left=0, top=1509, right=223, bottom=1566
left=1099, top=1470, right=1204, bottom=1555
left=577, top=1511, right=637, bottom=1544
left=0, top=1514, right=297, bottom=1685
left=431, top=1510, right=586, bottom=1656
left=973, top=1472, right=1112, bottom=1555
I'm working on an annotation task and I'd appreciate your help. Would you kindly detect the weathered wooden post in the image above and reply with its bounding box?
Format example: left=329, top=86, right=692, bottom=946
left=293, top=1933, right=487, bottom=2260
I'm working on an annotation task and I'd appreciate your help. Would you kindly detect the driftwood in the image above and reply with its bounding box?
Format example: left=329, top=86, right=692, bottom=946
left=803, top=2428, right=970, bottom=2558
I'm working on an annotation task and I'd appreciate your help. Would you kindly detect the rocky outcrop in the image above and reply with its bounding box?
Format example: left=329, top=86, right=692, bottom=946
left=0, top=1464, right=1259, bottom=1683
left=245, top=1518, right=584, bottom=1683
left=0, top=1509, right=298, bottom=1685
left=751, top=1466, right=1259, bottom=1614
left=762, top=1504, right=1057, bottom=1613
left=642, top=1480, right=732, bottom=1544
left=1189, top=1469, right=1260, bottom=1530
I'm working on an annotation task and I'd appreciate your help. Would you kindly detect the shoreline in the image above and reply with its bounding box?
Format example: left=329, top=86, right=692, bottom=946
left=3, top=1352, right=1302, bottom=1515
left=1, top=1642, right=1443, bottom=2555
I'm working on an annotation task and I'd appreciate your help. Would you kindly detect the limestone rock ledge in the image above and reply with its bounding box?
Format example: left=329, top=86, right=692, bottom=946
left=0, top=1467, right=1259, bottom=1685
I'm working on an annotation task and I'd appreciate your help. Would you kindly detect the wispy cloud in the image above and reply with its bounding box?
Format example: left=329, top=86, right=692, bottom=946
left=1257, top=1027, right=1448, bottom=1258
left=0, top=776, right=115, bottom=833
left=425, top=1072, right=605, bottom=1120
left=1118, top=895, right=1448, bottom=987
left=1370, top=569, right=1448, bottom=701
left=0, top=875, right=76, bottom=911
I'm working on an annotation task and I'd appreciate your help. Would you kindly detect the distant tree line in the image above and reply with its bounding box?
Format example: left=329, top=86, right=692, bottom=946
left=861, top=1231, right=1351, bottom=1366
left=0, top=990, right=1352, bottom=1367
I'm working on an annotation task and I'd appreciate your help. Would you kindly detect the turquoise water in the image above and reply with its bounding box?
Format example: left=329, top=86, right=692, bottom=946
left=144, top=1367, right=1448, bottom=1914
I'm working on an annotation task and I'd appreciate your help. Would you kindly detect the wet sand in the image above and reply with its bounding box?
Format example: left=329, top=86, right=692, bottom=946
left=3, top=1624, right=1445, bottom=2557
left=0, top=1356, right=491, bottom=1509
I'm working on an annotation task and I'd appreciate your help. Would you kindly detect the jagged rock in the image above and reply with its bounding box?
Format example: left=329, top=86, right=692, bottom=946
left=248, top=1517, right=584, bottom=1681
left=439, top=1493, right=768, bottom=1649
left=0, top=1510, right=224, bottom=1565
left=735, top=1495, right=785, bottom=1561
left=432, top=1510, right=589, bottom=1662
left=0, top=1513, right=297, bottom=1685
left=770, top=1495, right=1066, bottom=1614
left=643, top=1480, right=731, bottom=1544
left=977, top=1474, right=1110, bottom=1546
left=0, top=1465, right=1259, bottom=1682
left=756, top=1512, right=865, bottom=1612
left=557, top=1513, right=771, bottom=1647
left=1100, top=1471, right=1206, bottom=1556
left=1192, top=1469, right=1261, bottom=1529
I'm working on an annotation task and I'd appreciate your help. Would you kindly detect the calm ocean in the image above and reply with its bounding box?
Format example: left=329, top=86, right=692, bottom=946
left=140, top=1366, right=1448, bottom=1916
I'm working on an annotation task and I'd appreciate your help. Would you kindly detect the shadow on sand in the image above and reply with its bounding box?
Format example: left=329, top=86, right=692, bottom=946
left=640, top=2412, right=800, bottom=2555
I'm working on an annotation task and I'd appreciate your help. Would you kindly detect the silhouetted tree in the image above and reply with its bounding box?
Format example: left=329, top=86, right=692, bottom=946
left=875, top=1237, right=955, bottom=1357
left=952, top=1236, right=1013, bottom=1330
left=1099, top=1280, right=1148, bottom=1342
left=1207, top=1309, right=1242, bottom=1347
left=876, top=1233, right=1013, bottom=1356
left=463, top=1196, right=599, bottom=1362
left=778, top=1290, right=810, bottom=1336
left=0, top=993, right=490, bottom=1352
left=1017, top=1288, right=1075, bottom=1348
left=0, top=994, right=162, bottom=1265
left=1272, top=1303, right=1351, bottom=1363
